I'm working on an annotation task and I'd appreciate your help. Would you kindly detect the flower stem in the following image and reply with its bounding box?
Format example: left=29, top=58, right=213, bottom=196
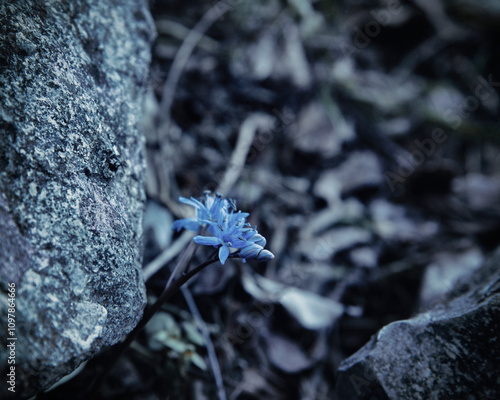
left=84, top=253, right=219, bottom=399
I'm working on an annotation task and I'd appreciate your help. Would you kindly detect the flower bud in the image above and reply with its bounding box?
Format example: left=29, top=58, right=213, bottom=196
left=256, top=249, right=275, bottom=262
left=249, top=233, right=266, bottom=247
left=239, top=243, right=264, bottom=259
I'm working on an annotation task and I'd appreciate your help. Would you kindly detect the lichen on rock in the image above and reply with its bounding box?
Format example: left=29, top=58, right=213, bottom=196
left=0, top=1, right=156, bottom=397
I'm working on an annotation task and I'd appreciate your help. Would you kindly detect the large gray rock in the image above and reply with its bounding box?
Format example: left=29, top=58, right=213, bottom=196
left=0, top=1, right=155, bottom=398
left=335, top=248, right=500, bottom=400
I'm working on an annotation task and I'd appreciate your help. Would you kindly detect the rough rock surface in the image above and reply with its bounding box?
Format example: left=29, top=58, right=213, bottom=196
left=335, top=248, right=500, bottom=400
left=0, top=1, right=155, bottom=398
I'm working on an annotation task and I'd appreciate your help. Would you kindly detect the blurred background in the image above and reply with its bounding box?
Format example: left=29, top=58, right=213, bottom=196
left=66, top=0, right=500, bottom=399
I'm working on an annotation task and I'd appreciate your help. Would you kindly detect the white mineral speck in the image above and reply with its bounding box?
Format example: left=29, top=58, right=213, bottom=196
left=29, top=182, right=38, bottom=196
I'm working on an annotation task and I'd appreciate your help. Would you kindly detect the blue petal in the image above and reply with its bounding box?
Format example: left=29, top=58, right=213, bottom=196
left=172, top=218, right=199, bottom=232
left=219, top=245, right=230, bottom=264
left=179, top=196, right=205, bottom=210
left=235, top=211, right=250, bottom=219
left=207, top=224, right=220, bottom=237
left=208, top=193, right=222, bottom=214
left=201, top=220, right=223, bottom=236
left=230, top=237, right=249, bottom=248
left=193, top=235, right=221, bottom=246
left=205, top=194, right=214, bottom=210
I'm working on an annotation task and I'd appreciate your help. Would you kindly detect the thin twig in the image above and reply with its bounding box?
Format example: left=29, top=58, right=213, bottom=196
left=155, top=19, right=221, bottom=53
left=164, top=227, right=209, bottom=291
left=164, top=233, right=198, bottom=290
left=159, top=2, right=231, bottom=136
left=390, top=34, right=457, bottom=83
left=181, top=286, right=227, bottom=400
left=143, top=230, right=194, bottom=281
left=217, top=113, right=275, bottom=196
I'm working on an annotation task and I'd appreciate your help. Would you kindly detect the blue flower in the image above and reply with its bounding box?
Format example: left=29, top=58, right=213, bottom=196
left=172, top=192, right=275, bottom=264
left=172, top=192, right=235, bottom=233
